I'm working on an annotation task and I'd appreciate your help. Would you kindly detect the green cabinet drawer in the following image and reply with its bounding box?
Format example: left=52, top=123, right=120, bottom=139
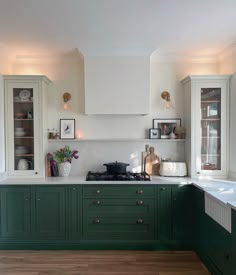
left=82, top=215, right=154, bottom=240
left=83, top=185, right=155, bottom=197
left=83, top=198, right=154, bottom=216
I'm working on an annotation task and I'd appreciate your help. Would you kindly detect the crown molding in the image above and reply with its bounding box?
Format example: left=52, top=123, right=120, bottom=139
left=150, top=54, right=218, bottom=64
left=13, top=49, right=83, bottom=64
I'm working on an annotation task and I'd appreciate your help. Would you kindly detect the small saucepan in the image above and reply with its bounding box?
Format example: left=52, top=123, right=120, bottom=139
left=104, top=161, right=130, bottom=175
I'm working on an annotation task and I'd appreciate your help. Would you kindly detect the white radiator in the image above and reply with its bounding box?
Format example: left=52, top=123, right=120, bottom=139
left=205, top=192, right=231, bottom=233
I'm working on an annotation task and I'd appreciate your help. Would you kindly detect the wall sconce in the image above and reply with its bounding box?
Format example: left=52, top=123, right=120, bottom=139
left=161, top=91, right=174, bottom=109
left=63, top=92, right=72, bottom=111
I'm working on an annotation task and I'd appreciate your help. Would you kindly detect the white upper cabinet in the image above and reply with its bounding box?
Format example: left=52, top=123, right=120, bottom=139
left=4, top=75, right=50, bottom=178
left=84, top=56, right=150, bottom=115
left=181, top=75, right=231, bottom=178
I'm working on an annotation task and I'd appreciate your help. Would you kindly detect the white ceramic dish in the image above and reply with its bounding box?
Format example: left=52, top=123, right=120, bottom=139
left=19, top=89, right=31, bottom=101
left=15, top=131, right=26, bottom=137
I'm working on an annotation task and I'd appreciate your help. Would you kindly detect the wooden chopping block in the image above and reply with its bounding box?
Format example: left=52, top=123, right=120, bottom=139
left=144, top=147, right=160, bottom=175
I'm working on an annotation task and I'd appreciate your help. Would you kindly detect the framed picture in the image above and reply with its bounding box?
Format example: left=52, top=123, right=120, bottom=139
left=153, top=118, right=181, bottom=139
left=149, top=128, right=161, bottom=139
left=60, top=119, right=75, bottom=139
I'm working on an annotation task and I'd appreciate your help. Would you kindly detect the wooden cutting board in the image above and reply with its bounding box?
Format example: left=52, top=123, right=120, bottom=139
left=144, top=147, right=160, bottom=175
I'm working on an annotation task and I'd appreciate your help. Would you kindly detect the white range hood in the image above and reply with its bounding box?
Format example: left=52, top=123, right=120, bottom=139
left=84, top=56, right=150, bottom=115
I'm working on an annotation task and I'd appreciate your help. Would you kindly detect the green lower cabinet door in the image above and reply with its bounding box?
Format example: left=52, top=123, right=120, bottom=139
left=157, top=185, right=172, bottom=241
left=32, top=186, right=66, bottom=239
left=0, top=186, right=31, bottom=239
left=207, top=215, right=232, bottom=275
left=69, top=186, right=81, bottom=240
left=172, top=185, right=193, bottom=243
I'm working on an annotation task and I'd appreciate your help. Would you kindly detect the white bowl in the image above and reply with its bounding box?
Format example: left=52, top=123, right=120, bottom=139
left=15, top=128, right=25, bottom=132
left=15, top=131, right=26, bottom=137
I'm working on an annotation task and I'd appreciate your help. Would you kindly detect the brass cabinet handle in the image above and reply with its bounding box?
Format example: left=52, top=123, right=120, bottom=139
left=93, top=218, right=101, bottom=224
left=136, top=190, right=144, bottom=194
left=136, top=218, right=144, bottom=224
left=93, top=200, right=101, bottom=205
left=96, top=190, right=101, bottom=194
left=136, top=200, right=144, bottom=205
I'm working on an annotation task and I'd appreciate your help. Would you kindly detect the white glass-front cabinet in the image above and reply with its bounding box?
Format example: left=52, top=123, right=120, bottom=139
left=4, top=75, right=50, bottom=178
left=181, top=75, right=231, bottom=178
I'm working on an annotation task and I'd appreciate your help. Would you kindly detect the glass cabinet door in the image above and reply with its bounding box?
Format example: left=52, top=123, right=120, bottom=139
left=200, top=88, right=221, bottom=171
left=13, top=88, right=34, bottom=171
left=5, top=80, right=40, bottom=177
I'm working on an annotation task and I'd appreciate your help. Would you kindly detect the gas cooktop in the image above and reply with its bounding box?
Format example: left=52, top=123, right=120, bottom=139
left=86, top=171, right=150, bottom=181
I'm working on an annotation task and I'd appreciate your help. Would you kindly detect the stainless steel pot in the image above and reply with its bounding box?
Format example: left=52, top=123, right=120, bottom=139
left=104, top=161, right=130, bottom=174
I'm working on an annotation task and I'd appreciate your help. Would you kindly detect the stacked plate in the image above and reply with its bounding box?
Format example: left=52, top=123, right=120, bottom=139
left=15, top=128, right=26, bottom=137
left=15, top=146, right=29, bottom=155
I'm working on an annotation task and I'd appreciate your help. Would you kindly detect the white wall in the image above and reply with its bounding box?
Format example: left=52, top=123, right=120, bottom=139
left=0, top=52, right=219, bottom=176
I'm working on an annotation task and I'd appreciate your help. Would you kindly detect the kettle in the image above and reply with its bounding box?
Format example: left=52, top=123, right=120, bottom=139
left=17, top=159, right=32, bottom=170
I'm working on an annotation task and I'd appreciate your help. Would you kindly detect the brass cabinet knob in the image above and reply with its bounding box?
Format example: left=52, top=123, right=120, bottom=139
left=160, top=187, right=166, bottom=191
left=136, top=190, right=144, bottom=194
left=93, top=218, right=101, bottom=224
left=93, top=200, right=101, bottom=205
left=96, top=190, right=101, bottom=194
left=136, top=200, right=144, bottom=205
left=136, top=218, right=144, bottom=224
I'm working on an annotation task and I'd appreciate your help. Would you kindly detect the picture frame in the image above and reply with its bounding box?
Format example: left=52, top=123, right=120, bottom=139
left=153, top=118, right=181, bottom=139
left=149, top=128, right=161, bottom=139
left=60, top=119, right=75, bottom=139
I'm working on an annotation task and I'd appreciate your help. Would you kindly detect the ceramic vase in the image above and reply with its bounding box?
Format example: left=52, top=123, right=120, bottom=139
left=58, top=162, right=71, bottom=177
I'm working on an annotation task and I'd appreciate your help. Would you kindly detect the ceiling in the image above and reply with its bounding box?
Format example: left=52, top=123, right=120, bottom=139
left=0, top=0, right=236, bottom=58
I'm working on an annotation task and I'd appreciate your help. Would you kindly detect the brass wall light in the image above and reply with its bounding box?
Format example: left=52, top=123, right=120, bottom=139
left=63, top=92, right=72, bottom=111
left=161, top=91, right=174, bottom=109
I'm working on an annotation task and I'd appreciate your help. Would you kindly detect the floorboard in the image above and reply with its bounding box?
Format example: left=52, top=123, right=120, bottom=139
left=0, top=251, right=210, bottom=275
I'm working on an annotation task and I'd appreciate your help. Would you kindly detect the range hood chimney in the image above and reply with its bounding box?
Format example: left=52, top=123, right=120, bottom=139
left=84, top=56, right=150, bottom=115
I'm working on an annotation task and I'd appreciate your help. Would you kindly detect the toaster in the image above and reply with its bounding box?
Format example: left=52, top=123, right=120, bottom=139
left=159, top=161, right=187, bottom=177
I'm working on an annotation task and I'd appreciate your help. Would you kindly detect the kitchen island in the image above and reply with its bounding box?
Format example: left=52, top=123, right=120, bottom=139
left=0, top=176, right=235, bottom=275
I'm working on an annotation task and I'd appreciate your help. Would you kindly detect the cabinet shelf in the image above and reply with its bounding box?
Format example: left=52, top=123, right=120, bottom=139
left=201, top=136, right=220, bottom=138
left=15, top=154, right=34, bottom=157
left=14, top=101, right=33, bottom=104
left=201, top=100, right=220, bottom=103
left=14, top=136, right=34, bottom=139
left=201, top=154, right=220, bottom=157
left=48, top=138, right=186, bottom=142
left=201, top=118, right=220, bottom=121
left=14, top=119, right=33, bottom=121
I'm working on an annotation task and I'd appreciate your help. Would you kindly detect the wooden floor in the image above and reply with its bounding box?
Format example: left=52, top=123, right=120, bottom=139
left=0, top=250, right=210, bottom=275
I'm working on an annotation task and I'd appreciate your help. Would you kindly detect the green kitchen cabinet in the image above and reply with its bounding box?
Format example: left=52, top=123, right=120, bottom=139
left=32, top=186, right=66, bottom=239
left=206, top=215, right=232, bottom=275
left=69, top=185, right=82, bottom=240
left=0, top=185, right=66, bottom=241
left=81, top=184, right=155, bottom=240
left=232, top=209, right=236, bottom=275
left=172, top=185, right=193, bottom=243
left=157, top=185, right=172, bottom=241
left=0, top=186, right=31, bottom=239
left=193, top=187, right=208, bottom=258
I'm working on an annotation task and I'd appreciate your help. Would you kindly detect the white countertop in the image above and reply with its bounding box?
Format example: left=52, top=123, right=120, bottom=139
left=1, top=175, right=236, bottom=210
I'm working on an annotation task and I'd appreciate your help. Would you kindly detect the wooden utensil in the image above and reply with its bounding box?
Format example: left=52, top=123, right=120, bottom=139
left=144, top=147, right=160, bottom=175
